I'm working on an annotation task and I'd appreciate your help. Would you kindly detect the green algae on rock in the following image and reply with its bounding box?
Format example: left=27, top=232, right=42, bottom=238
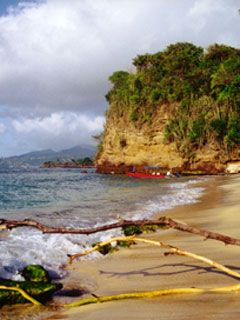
left=21, top=265, right=50, bottom=283
left=0, top=265, right=62, bottom=307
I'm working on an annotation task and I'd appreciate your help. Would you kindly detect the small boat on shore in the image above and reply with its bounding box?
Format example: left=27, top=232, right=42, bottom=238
left=127, top=172, right=165, bottom=179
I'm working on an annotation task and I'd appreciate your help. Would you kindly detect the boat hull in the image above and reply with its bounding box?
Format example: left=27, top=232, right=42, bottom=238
left=127, top=172, right=165, bottom=179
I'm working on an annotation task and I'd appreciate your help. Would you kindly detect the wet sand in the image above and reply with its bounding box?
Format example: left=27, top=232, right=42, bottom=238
left=51, top=175, right=240, bottom=320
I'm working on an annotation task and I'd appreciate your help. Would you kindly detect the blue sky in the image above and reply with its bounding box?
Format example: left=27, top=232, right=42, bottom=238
left=0, top=1, right=18, bottom=14
left=0, top=0, right=37, bottom=14
left=0, top=0, right=239, bottom=157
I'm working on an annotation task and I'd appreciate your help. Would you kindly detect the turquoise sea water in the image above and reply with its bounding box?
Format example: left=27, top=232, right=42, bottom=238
left=0, top=168, right=205, bottom=279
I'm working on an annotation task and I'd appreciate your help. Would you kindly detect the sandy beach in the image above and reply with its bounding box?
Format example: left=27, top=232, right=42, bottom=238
left=40, top=174, right=240, bottom=320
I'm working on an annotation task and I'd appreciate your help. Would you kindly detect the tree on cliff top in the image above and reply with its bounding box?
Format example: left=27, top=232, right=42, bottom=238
left=104, top=42, right=240, bottom=157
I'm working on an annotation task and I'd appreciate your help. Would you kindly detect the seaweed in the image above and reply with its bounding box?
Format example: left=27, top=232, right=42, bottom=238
left=0, top=265, right=62, bottom=307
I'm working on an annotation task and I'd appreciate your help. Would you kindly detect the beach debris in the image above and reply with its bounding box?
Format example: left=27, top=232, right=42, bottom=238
left=0, top=285, right=41, bottom=306
left=88, top=239, right=135, bottom=256
left=21, top=265, right=50, bottom=283
left=1, top=218, right=240, bottom=309
left=64, top=235, right=240, bottom=308
left=67, top=236, right=240, bottom=280
left=65, top=283, right=240, bottom=308
left=122, top=225, right=143, bottom=236
left=1, top=217, right=240, bottom=246
left=91, top=242, right=117, bottom=255
left=0, top=265, right=62, bottom=307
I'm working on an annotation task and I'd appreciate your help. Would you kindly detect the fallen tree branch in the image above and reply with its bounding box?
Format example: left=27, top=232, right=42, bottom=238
left=0, top=285, right=41, bottom=306
left=67, top=236, right=240, bottom=280
left=64, top=283, right=240, bottom=308
left=1, top=217, right=240, bottom=246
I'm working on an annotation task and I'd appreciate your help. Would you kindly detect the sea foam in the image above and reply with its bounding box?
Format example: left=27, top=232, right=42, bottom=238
left=0, top=175, right=206, bottom=279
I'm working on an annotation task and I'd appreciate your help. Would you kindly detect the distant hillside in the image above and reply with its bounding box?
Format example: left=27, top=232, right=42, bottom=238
left=4, top=145, right=96, bottom=167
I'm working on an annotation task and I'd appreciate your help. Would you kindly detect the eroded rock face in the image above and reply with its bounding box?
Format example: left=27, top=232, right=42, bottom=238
left=97, top=112, right=182, bottom=169
left=96, top=111, right=231, bottom=174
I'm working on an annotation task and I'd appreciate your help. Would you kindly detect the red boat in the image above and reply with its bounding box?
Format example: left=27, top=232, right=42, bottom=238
left=127, top=172, right=165, bottom=179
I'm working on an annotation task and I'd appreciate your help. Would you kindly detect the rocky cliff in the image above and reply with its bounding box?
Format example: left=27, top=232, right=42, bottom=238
left=96, top=105, right=230, bottom=174
left=96, top=43, right=240, bottom=174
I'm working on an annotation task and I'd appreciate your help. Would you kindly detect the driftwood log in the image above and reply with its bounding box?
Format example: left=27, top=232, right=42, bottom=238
left=0, top=265, right=62, bottom=307
left=0, top=285, right=41, bottom=306
left=67, top=236, right=240, bottom=279
left=65, top=284, right=240, bottom=308
left=65, top=236, right=240, bottom=308
left=1, top=217, right=240, bottom=246
left=2, top=218, right=240, bottom=308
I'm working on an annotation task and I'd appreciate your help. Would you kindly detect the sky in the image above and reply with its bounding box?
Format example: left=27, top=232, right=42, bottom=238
left=0, top=0, right=239, bottom=157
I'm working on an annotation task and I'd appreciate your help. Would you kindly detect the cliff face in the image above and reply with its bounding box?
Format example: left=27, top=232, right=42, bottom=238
left=96, top=43, right=240, bottom=174
left=96, top=105, right=228, bottom=174
left=98, top=106, right=180, bottom=166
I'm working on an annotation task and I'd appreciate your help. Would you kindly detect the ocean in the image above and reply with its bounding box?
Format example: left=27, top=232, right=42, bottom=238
left=0, top=168, right=205, bottom=280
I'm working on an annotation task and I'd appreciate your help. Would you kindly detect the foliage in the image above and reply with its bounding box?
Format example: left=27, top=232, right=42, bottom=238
left=116, top=240, right=133, bottom=248
left=225, top=114, right=240, bottom=147
left=210, top=118, right=227, bottom=140
left=188, top=118, right=205, bottom=142
left=22, top=265, right=50, bottom=283
left=73, top=157, right=93, bottom=166
left=122, top=223, right=165, bottom=236
left=122, top=225, right=143, bottom=236
left=104, top=42, right=240, bottom=156
left=43, top=157, right=93, bottom=167
left=98, top=244, right=115, bottom=255
left=93, top=131, right=105, bottom=159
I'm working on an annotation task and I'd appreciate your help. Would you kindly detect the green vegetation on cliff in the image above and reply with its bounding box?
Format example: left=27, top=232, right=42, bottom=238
left=105, top=42, right=240, bottom=158
left=43, top=157, right=93, bottom=168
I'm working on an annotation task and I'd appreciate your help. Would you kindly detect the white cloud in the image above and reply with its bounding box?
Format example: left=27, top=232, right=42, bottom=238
left=12, top=112, right=104, bottom=150
left=187, top=0, right=240, bottom=37
left=0, top=0, right=239, bottom=118
left=13, top=112, right=104, bottom=134
left=0, top=123, right=6, bottom=134
left=0, top=0, right=239, bottom=155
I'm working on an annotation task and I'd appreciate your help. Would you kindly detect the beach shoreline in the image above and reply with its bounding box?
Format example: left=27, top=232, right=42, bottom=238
left=48, top=174, right=240, bottom=320
left=1, top=174, right=240, bottom=320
